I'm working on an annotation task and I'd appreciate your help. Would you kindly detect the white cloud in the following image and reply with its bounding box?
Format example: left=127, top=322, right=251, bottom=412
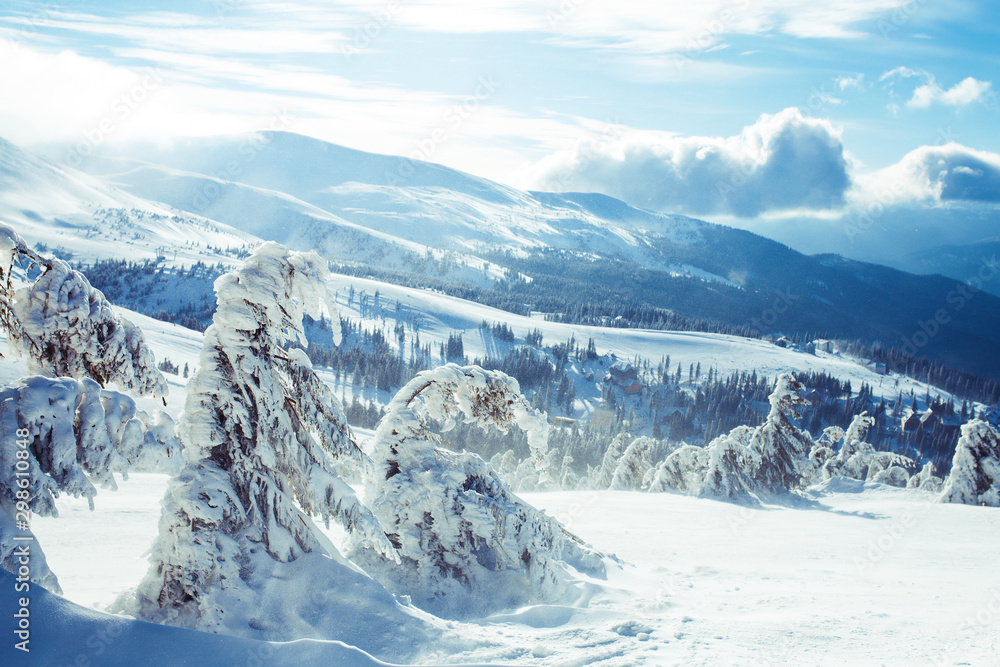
left=525, top=108, right=852, bottom=217
left=906, top=77, right=992, bottom=108
left=0, top=38, right=587, bottom=183
left=836, top=73, right=864, bottom=90
left=353, top=0, right=908, bottom=56
left=853, top=143, right=1000, bottom=206
left=878, top=66, right=921, bottom=82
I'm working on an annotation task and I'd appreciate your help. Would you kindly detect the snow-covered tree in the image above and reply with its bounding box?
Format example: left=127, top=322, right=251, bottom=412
left=843, top=411, right=873, bottom=448
left=939, top=420, right=1000, bottom=507
left=591, top=432, right=631, bottom=489
left=610, top=436, right=655, bottom=490
left=559, top=452, right=581, bottom=490
left=355, top=363, right=606, bottom=618
left=748, top=374, right=813, bottom=493
left=702, top=426, right=760, bottom=502
left=489, top=449, right=519, bottom=482
left=907, top=462, right=943, bottom=493
left=125, top=245, right=423, bottom=654
left=0, top=223, right=166, bottom=400
left=818, top=412, right=915, bottom=484
left=870, top=465, right=911, bottom=487
left=0, top=376, right=181, bottom=593
left=647, top=445, right=709, bottom=495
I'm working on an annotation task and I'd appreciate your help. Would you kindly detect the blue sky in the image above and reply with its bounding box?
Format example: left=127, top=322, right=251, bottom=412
left=0, top=0, right=997, bottom=227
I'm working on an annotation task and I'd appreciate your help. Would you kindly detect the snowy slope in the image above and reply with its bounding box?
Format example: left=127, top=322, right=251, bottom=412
left=325, top=273, right=951, bottom=406
left=0, top=137, right=256, bottom=268
left=0, top=564, right=415, bottom=667
left=3, top=260, right=996, bottom=666
left=53, top=131, right=1000, bottom=381
left=73, top=132, right=711, bottom=274
left=20, top=472, right=1000, bottom=666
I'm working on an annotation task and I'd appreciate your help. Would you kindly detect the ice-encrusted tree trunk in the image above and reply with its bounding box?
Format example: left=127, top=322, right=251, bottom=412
left=939, top=420, right=1000, bottom=507
left=125, top=245, right=421, bottom=654
left=748, top=373, right=813, bottom=494
left=0, top=376, right=181, bottom=593
left=354, top=363, right=606, bottom=618
left=0, top=222, right=166, bottom=400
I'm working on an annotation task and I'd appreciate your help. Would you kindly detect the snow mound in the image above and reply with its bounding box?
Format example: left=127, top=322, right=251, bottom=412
left=0, top=567, right=399, bottom=667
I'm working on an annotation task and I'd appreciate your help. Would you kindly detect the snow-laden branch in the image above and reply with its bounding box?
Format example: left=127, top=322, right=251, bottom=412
left=0, top=222, right=167, bottom=400
left=356, top=363, right=604, bottom=618
left=0, top=376, right=181, bottom=594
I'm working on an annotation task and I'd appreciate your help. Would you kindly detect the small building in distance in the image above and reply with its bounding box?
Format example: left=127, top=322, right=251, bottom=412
left=622, top=381, right=644, bottom=396
left=813, top=339, right=835, bottom=353
left=608, top=361, right=638, bottom=385
left=867, top=361, right=888, bottom=375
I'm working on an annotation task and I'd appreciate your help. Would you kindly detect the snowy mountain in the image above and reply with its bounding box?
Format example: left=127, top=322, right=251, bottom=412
left=46, top=131, right=1000, bottom=380
left=0, top=137, right=255, bottom=268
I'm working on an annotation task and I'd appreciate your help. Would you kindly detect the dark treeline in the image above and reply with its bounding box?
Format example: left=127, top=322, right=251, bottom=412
left=75, top=258, right=222, bottom=331
left=836, top=339, right=1000, bottom=405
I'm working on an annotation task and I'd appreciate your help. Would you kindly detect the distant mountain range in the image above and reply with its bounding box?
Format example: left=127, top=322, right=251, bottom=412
left=6, top=132, right=1000, bottom=380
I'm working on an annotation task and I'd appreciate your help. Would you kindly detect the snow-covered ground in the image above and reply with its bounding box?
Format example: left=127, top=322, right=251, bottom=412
left=21, top=474, right=1000, bottom=666
left=2, top=244, right=995, bottom=667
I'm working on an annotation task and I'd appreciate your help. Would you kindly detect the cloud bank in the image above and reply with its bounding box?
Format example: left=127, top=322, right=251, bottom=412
left=859, top=143, right=1000, bottom=205
left=529, top=108, right=852, bottom=217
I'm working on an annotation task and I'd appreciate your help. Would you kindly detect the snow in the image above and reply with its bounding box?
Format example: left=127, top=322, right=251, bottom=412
left=0, top=564, right=410, bottom=667
left=21, top=474, right=1000, bottom=666
left=324, top=272, right=951, bottom=406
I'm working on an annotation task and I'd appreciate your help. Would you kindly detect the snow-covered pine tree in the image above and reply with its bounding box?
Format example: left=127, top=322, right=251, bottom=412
left=355, top=363, right=606, bottom=618
left=0, top=376, right=181, bottom=594
left=843, top=411, right=873, bottom=448
left=125, top=244, right=424, bottom=656
left=702, top=425, right=760, bottom=502
left=559, top=452, right=581, bottom=490
left=592, top=432, right=631, bottom=489
left=610, top=436, right=655, bottom=490
left=822, top=413, right=876, bottom=481
left=747, top=373, right=813, bottom=494
left=907, top=462, right=943, bottom=493
left=0, top=222, right=166, bottom=400
left=939, top=420, right=1000, bottom=507
left=647, top=445, right=709, bottom=494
